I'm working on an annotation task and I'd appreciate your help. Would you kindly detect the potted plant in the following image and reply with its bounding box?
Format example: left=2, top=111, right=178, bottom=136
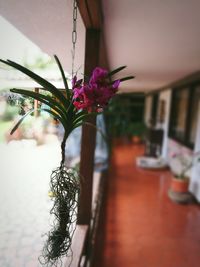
left=0, top=56, right=134, bottom=265
left=170, top=150, right=200, bottom=193
left=129, top=122, right=146, bottom=144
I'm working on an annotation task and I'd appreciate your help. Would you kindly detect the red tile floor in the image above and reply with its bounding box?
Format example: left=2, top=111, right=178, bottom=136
left=95, top=142, right=200, bottom=267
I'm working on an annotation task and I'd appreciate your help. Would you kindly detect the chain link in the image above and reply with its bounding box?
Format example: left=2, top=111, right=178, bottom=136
left=72, top=0, right=78, bottom=77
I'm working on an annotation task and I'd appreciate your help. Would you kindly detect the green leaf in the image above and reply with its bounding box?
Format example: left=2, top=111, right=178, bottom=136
left=73, top=111, right=98, bottom=126
left=54, top=55, right=71, bottom=99
left=109, top=76, right=135, bottom=86
left=73, top=113, right=87, bottom=125
left=10, top=109, right=35, bottom=135
left=72, top=122, right=82, bottom=130
left=0, top=59, right=69, bottom=107
left=119, top=76, right=135, bottom=82
left=40, top=108, right=68, bottom=130
left=10, top=88, right=68, bottom=122
left=66, top=102, right=78, bottom=122
left=10, top=107, right=68, bottom=135
left=108, top=66, right=126, bottom=77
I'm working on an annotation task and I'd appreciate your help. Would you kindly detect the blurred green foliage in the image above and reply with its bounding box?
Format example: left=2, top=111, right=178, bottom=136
left=105, top=93, right=145, bottom=138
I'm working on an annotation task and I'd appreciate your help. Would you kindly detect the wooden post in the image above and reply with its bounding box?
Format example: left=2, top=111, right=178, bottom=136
left=77, top=29, right=101, bottom=225
left=34, top=88, right=39, bottom=117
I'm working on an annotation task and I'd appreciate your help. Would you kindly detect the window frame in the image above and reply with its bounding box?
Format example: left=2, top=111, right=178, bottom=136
left=169, top=82, right=200, bottom=148
left=150, top=93, right=159, bottom=125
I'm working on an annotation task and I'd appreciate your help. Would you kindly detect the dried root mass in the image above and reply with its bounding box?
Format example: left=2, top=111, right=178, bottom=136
left=40, top=165, right=80, bottom=266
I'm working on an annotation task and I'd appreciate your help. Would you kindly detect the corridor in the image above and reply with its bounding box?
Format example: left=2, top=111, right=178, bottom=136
left=97, top=142, right=200, bottom=267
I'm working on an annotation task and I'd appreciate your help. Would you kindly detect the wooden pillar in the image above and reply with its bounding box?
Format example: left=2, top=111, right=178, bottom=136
left=77, top=29, right=101, bottom=225
left=34, top=88, right=39, bottom=117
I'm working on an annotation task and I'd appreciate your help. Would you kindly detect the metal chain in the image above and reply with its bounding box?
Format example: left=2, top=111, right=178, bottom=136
left=72, top=0, right=78, bottom=78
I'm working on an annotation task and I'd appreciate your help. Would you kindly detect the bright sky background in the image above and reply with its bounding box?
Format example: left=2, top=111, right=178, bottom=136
left=0, top=15, right=49, bottom=64
left=0, top=16, right=66, bottom=90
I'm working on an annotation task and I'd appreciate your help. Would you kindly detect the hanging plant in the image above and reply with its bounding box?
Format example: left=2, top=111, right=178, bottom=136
left=0, top=56, right=134, bottom=266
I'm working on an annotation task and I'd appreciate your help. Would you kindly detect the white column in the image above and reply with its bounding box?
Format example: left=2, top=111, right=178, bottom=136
left=159, top=89, right=172, bottom=159
left=144, top=95, right=152, bottom=127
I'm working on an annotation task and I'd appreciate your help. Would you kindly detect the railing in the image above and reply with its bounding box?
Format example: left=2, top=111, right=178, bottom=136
left=64, top=225, right=88, bottom=267
left=64, top=171, right=107, bottom=267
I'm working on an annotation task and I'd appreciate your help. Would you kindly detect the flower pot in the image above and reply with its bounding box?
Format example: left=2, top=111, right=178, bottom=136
left=132, top=135, right=141, bottom=144
left=170, top=177, right=189, bottom=193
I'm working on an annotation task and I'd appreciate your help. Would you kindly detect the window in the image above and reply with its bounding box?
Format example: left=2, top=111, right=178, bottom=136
left=169, top=84, right=200, bottom=148
left=150, top=93, right=158, bottom=126
left=189, top=86, right=200, bottom=144
left=170, top=88, right=189, bottom=141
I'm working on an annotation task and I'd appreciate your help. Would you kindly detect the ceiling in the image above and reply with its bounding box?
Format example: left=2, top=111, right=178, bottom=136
left=1, top=0, right=200, bottom=93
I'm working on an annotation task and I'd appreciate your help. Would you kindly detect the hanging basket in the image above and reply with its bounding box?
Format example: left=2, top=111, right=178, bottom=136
left=0, top=52, right=134, bottom=266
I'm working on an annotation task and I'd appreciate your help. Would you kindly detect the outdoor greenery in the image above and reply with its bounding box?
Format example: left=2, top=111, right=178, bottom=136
left=127, top=121, right=146, bottom=137
left=0, top=121, right=12, bottom=142
left=106, top=93, right=145, bottom=139
left=0, top=55, right=55, bottom=144
left=1, top=104, right=19, bottom=121
left=23, top=54, right=56, bottom=70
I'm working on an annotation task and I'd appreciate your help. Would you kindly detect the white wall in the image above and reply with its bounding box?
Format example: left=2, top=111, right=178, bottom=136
left=144, top=91, right=171, bottom=159
left=144, top=90, right=200, bottom=201
left=158, top=89, right=172, bottom=159
left=190, top=101, right=200, bottom=201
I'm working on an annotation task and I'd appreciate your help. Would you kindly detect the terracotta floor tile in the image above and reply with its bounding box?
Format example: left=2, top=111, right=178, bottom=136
left=94, top=143, right=200, bottom=267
